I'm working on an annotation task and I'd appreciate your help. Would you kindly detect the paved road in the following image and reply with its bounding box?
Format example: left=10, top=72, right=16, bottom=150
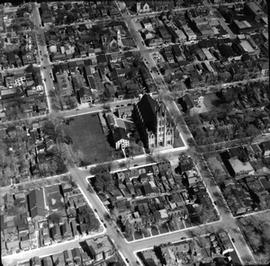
left=120, top=5, right=256, bottom=264
left=69, top=167, right=139, bottom=265
left=2, top=231, right=105, bottom=266
left=32, top=3, right=53, bottom=113
left=0, top=172, right=69, bottom=194
left=2, top=2, right=264, bottom=265
left=194, top=154, right=256, bottom=265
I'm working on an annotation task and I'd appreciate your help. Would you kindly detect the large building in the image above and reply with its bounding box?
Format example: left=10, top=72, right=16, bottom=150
left=27, top=189, right=46, bottom=220
left=133, top=94, right=174, bottom=149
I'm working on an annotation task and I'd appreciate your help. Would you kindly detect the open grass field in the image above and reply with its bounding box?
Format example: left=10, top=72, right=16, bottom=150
left=64, top=113, right=120, bottom=165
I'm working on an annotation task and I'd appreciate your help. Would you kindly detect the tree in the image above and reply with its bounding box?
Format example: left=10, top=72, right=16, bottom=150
left=104, top=83, right=115, bottom=100
left=92, top=169, right=114, bottom=193
left=47, top=212, right=61, bottom=224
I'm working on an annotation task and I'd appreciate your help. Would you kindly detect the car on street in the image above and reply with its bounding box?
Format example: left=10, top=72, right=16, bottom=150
left=125, top=258, right=129, bottom=264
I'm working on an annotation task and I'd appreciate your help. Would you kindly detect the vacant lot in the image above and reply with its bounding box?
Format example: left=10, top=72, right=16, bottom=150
left=64, top=113, right=119, bottom=165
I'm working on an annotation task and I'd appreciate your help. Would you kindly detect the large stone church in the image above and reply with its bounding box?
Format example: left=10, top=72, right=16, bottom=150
left=133, top=94, right=175, bottom=150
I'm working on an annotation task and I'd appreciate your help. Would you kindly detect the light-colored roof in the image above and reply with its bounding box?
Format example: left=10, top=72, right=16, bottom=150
left=229, top=157, right=254, bottom=174
left=240, top=40, right=254, bottom=53
left=234, top=20, right=251, bottom=29
left=159, top=209, right=168, bottom=219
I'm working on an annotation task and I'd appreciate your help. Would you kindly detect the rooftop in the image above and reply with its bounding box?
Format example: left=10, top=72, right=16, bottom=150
left=228, top=157, right=254, bottom=175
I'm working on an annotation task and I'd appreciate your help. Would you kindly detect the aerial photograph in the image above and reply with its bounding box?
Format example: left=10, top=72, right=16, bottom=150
left=0, top=0, right=268, bottom=265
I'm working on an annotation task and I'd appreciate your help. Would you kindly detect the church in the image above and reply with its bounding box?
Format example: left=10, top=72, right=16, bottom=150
left=133, top=94, right=175, bottom=150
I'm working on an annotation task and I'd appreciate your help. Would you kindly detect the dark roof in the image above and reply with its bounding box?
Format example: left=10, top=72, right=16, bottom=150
left=84, top=59, right=92, bottom=66
left=259, top=140, right=270, bottom=151
left=42, top=257, right=53, bottom=266
left=142, top=182, right=153, bottom=195
left=24, top=64, right=35, bottom=74
left=260, top=178, right=270, bottom=190
left=28, top=189, right=46, bottom=218
left=96, top=54, right=107, bottom=64
left=137, top=94, right=158, bottom=132
left=71, top=247, right=81, bottom=259
left=172, top=44, right=182, bottom=56
left=16, top=213, right=28, bottom=231
left=113, top=127, right=128, bottom=142
left=31, top=256, right=41, bottom=265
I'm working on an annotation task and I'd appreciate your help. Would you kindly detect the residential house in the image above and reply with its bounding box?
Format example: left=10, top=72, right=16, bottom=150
left=84, top=236, right=114, bottom=262
left=81, top=251, right=93, bottom=265
left=112, top=127, right=130, bottom=150
left=60, top=221, right=73, bottom=240
left=52, top=253, right=65, bottom=266
left=71, top=247, right=82, bottom=264
left=259, top=141, right=270, bottom=157
left=31, top=257, right=41, bottom=266
left=245, top=2, right=265, bottom=22
left=42, top=257, right=53, bottom=266
left=63, top=250, right=74, bottom=266
left=158, top=27, right=172, bottom=43
left=182, top=25, right=197, bottom=41
left=106, top=112, right=130, bottom=150
left=116, top=105, right=133, bottom=118
left=50, top=224, right=62, bottom=243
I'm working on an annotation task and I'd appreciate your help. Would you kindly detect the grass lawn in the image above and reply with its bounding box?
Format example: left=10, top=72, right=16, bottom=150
left=64, top=113, right=121, bottom=165
left=174, top=130, right=185, bottom=148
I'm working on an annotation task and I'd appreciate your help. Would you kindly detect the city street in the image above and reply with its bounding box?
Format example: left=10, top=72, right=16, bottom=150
left=69, top=167, right=140, bottom=265
left=2, top=1, right=268, bottom=265
left=117, top=3, right=257, bottom=264
left=2, top=231, right=105, bottom=266
left=32, top=2, right=53, bottom=113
